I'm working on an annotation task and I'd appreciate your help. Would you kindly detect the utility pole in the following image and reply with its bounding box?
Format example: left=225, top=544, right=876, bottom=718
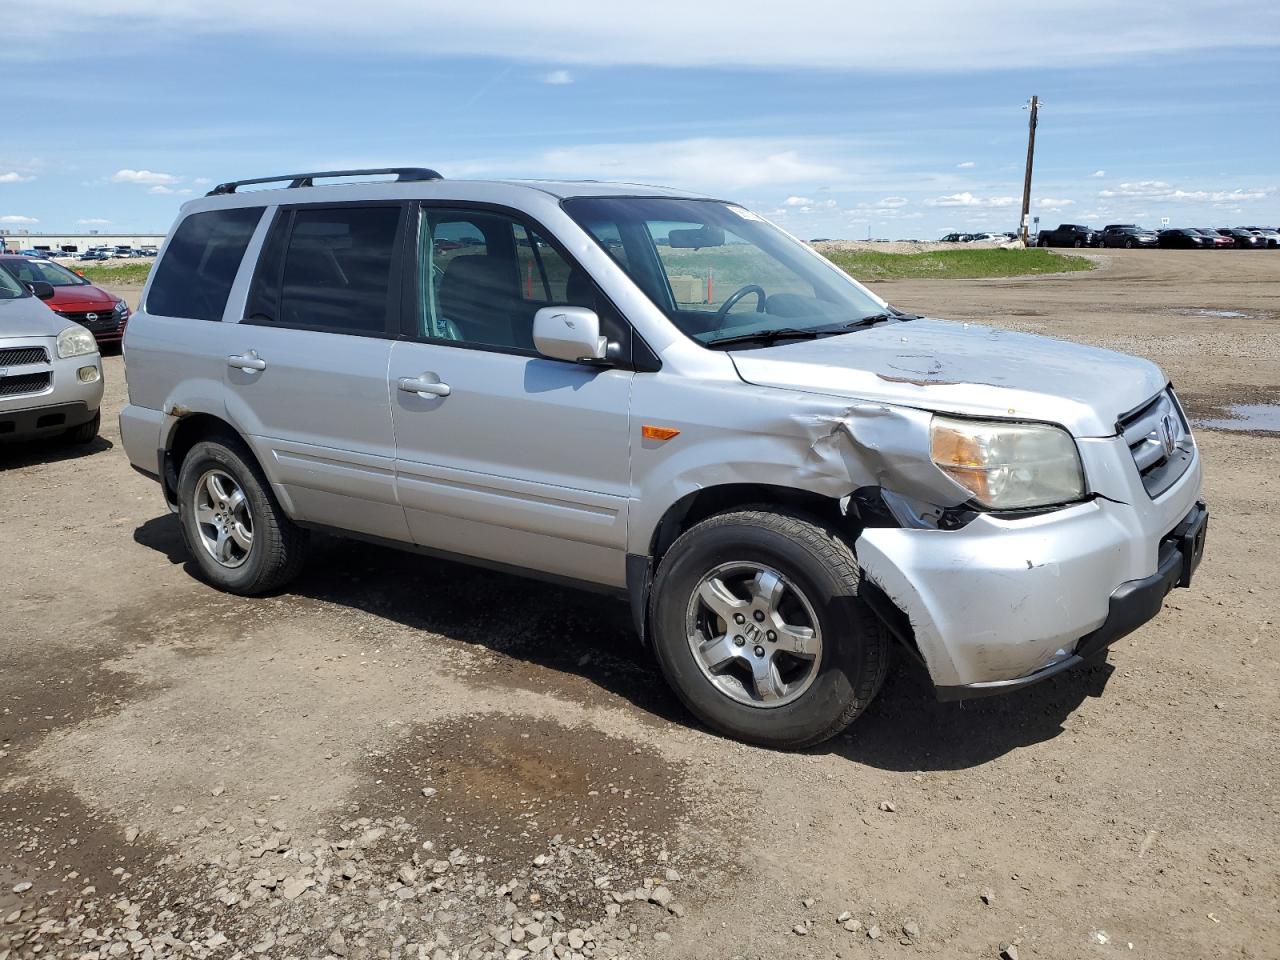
left=1019, top=95, right=1039, bottom=245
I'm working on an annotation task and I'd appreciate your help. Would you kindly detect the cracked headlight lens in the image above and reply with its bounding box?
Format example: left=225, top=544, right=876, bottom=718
left=930, top=415, right=1084, bottom=510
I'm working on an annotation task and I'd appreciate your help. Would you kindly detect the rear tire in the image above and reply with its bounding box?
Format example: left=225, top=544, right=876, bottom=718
left=176, top=436, right=308, bottom=595
left=63, top=410, right=100, bottom=444
left=649, top=508, right=889, bottom=750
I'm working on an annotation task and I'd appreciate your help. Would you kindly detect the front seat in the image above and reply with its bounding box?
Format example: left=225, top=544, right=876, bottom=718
left=437, top=255, right=529, bottom=348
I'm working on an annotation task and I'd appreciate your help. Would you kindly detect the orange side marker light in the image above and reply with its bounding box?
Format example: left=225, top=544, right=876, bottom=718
left=642, top=425, right=681, bottom=442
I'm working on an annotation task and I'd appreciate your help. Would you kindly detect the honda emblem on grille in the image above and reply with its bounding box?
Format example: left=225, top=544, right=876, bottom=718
left=1159, top=414, right=1177, bottom=457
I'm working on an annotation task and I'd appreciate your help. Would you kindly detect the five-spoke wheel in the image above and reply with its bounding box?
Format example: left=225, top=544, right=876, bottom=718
left=193, top=468, right=254, bottom=568
left=687, top=562, right=822, bottom=707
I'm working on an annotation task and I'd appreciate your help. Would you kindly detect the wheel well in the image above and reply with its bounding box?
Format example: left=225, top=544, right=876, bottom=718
left=626, top=484, right=856, bottom=648
left=161, top=413, right=246, bottom=506
left=648, top=483, right=849, bottom=566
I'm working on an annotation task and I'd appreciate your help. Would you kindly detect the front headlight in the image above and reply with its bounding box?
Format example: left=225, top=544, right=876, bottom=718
left=930, top=415, right=1085, bottom=510
left=56, top=325, right=98, bottom=359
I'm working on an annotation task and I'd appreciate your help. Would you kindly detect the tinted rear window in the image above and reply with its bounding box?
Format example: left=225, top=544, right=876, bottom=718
left=147, top=207, right=263, bottom=321
left=246, top=205, right=402, bottom=337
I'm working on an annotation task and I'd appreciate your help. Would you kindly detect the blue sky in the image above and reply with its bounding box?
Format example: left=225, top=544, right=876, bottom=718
left=2, top=1, right=1277, bottom=238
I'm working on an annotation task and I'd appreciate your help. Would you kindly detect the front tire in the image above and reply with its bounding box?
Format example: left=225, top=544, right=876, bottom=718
left=649, top=508, right=889, bottom=750
left=176, top=437, right=308, bottom=595
left=63, top=410, right=100, bottom=444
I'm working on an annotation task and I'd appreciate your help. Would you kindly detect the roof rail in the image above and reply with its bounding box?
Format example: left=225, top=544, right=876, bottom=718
left=206, top=167, right=443, bottom=197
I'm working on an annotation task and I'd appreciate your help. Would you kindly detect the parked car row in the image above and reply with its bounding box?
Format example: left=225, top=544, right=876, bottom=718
left=5, top=245, right=158, bottom=260
left=75, top=245, right=157, bottom=260
left=1037, top=223, right=1279, bottom=249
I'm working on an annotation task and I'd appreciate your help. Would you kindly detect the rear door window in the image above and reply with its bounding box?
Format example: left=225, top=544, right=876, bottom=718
left=246, top=204, right=404, bottom=337
left=147, top=207, right=263, bottom=321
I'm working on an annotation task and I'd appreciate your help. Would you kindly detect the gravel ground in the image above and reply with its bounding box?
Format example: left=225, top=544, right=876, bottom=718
left=2, top=249, right=1277, bottom=960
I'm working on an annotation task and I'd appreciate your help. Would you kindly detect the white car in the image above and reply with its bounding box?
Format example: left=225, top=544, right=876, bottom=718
left=118, top=168, right=1207, bottom=748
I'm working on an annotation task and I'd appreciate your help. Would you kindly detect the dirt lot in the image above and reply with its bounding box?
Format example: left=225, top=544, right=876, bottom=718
left=2, top=250, right=1277, bottom=960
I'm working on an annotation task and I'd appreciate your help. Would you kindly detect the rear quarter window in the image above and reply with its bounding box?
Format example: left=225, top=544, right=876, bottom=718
left=147, top=207, right=263, bottom=321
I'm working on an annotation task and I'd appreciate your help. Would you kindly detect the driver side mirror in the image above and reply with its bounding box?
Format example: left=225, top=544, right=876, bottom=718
left=28, top=280, right=55, bottom=301
left=533, top=306, right=613, bottom=364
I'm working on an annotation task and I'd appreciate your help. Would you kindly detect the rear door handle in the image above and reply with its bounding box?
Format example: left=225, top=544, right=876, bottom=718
left=398, top=374, right=451, bottom=398
left=227, top=351, right=267, bottom=373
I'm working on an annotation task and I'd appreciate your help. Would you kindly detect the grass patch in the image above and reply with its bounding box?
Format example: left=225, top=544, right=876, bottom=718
left=72, top=262, right=153, bottom=286
left=67, top=248, right=1092, bottom=293
left=822, top=248, right=1094, bottom=281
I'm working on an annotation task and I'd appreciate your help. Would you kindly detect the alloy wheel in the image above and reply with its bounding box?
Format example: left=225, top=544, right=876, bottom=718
left=685, top=562, right=822, bottom=708
left=193, top=468, right=254, bottom=568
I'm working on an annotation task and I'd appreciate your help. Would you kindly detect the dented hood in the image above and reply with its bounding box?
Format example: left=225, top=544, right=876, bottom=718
left=729, top=317, right=1166, bottom=437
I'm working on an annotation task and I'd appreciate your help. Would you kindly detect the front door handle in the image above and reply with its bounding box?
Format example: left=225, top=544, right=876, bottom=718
left=398, top=374, right=451, bottom=398
left=227, top=351, right=267, bottom=373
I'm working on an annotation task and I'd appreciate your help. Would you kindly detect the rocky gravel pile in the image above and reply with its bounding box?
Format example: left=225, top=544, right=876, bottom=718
left=1, top=811, right=690, bottom=960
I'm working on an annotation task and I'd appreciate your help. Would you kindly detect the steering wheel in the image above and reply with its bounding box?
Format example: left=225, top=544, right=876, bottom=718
left=713, top=284, right=767, bottom=329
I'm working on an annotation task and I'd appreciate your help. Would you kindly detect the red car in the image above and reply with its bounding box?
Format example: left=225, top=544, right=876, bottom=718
left=0, top=255, right=130, bottom=348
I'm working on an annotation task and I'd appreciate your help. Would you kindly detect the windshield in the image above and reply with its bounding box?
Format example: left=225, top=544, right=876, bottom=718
left=562, top=197, right=888, bottom=347
left=2, top=257, right=89, bottom=287
left=0, top=264, right=25, bottom=299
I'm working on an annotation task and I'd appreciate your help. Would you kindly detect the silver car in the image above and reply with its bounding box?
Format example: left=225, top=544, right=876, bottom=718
left=119, top=168, right=1207, bottom=748
left=0, top=270, right=104, bottom=444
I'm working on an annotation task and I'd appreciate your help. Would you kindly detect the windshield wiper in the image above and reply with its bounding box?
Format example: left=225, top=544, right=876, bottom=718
left=844, top=308, right=918, bottom=329
left=706, top=327, right=826, bottom=349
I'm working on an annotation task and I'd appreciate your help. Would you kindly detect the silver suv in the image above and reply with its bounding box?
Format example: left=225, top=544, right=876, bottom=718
left=120, top=168, right=1207, bottom=748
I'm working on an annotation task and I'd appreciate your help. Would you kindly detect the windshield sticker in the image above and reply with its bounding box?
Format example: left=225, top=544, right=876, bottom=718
left=727, top=206, right=764, bottom=222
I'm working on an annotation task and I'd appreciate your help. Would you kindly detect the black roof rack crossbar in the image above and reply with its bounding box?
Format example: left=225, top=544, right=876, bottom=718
left=207, top=167, right=443, bottom=196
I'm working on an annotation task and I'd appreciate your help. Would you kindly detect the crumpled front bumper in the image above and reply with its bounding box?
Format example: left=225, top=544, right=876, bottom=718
left=854, top=433, right=1205, bottom=693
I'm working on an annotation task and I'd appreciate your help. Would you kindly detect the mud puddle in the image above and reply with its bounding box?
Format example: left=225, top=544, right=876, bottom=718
left=354, top=714, right=688, bottom=869
left=1194, top=403, right=1280, bottom=435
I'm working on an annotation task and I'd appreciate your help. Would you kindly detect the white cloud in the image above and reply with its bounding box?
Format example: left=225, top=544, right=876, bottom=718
left=148, top=185, right=192, bottom=195
left=1092, top=170, right=1106, bottom=177
left=0, top=215, right=38, bottom=224
left=956, top=161, right=976, bottom=169
left=7, top=2, right=1276, bottom=71
left=847, top=196, right=920, bottom=222
left=0, top=172, right=34, bottom=183
left=192, top=177, right=212, bottom=185
left=112, top=168, right=179, bottom=185
left=924, top=192, right=1016, bottom=208
left=1098, top=180, right=1275, bottom=204
left=77, top=218, right=111, bottom=225
left=540, top=69, right=573, bottom=85
left=449, top=138, right=845, bottom=190
left=778, top=196, right=839, bottom=214
left=1035, top=197, right=1076, bottom=211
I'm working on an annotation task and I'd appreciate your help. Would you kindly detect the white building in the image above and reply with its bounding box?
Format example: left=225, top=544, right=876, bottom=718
left=0, top=231, right=166, bottom=255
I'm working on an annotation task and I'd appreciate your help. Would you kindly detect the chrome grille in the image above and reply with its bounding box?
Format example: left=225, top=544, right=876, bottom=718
left=0, top=371, right=52, bottom=397
left=0, top=346, right=49, bottom=366
left=1119, top=389, right=1194, bottom=498
left=57, top=309, right=121, bottom=332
